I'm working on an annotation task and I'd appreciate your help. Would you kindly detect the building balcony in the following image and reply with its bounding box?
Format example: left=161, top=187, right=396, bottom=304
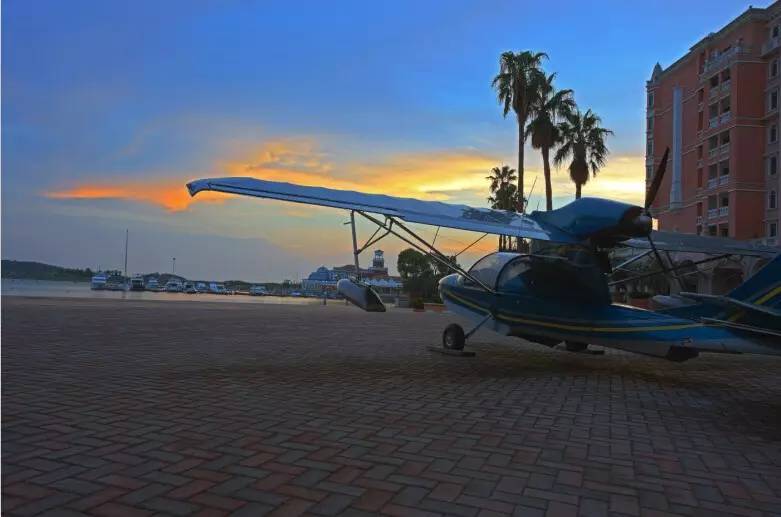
left=707, top=177, right=718, bottom=189
left=721, top=79, right=731, bottom=93
left=707, top=208, right=719, bottom=219
left=709, top=117, right=719, bottom=128
left=702, top=46, right=749, bottom=74
left=697, top=215, right=703, bottom=224
left=719, top=174, right=729, bottom=186
left=719, top=206, right=729, bottom=217
left=720, top=143, right=730, bottom=157
left=762, top=37, right=781, bottom=56
left=719, top=112, right=731, bottom=124
left=708, top=147, right=719, bottom=159
left=709, top=88, right=719, bottom=100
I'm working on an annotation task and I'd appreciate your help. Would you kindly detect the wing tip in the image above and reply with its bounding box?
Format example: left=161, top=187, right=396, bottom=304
left=186, top=179, right=210, bottom=197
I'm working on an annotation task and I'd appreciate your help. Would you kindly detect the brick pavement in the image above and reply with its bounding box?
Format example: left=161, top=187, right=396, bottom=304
left=2, top=296, right=781, bottom=516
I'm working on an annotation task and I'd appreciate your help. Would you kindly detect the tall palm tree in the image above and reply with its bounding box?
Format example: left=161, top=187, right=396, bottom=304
left=487, top=165, right=518, bottom=250
left=554, top=108, right=613, bottom=199
left=525, top=73, right=575, bottom=211
left=492, top=50, right=547, bottom=212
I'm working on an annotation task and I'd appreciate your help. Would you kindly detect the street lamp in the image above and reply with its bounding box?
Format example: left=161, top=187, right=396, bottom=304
left=172, top=257, right=176, bottom=275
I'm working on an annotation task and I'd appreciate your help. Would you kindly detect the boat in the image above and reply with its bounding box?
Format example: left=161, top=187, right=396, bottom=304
left=90, top=272, right=108, bottom=290
left=105, top=273, right=127, bottom=291
left=130, top=275, right=145, bottom=291
left=195, top=281, right=208, bottom=293
left=145, top=277, right=160, bottom=291
left=165, top=278, right=183, bottom=292
left=209, top=282, right=227, bottom=294
left=183, top=281, right=197, bottom=294
left=249, top=285, right=267, bottom=296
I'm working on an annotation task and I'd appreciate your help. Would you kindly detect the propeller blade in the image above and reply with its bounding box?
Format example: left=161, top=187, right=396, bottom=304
left=645, top=147, right=670, bottom=210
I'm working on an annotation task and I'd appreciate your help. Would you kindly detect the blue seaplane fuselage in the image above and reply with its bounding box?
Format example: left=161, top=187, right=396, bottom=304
left=439, top=248, right=781, bottom=360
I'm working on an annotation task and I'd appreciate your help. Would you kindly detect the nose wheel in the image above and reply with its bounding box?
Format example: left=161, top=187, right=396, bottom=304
left=443, top=324, right=465, bottom=350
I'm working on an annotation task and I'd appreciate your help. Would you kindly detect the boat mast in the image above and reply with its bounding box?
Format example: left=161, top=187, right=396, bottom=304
left=124, top=229, right=129, bottom=288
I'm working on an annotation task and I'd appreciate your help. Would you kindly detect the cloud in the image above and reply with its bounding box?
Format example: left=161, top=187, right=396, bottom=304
left=548, top=154, right=645, bottom=206
left=45, top=138, right=499, bottom=211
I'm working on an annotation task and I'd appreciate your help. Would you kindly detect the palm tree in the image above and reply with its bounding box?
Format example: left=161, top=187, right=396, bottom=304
left=525, top=73, right=575, bottom=211
left=554, top=108, right=613, bottom=199
left=487, top=165, right=518, bottom=250
left=492, top=50, right=547, bottom=212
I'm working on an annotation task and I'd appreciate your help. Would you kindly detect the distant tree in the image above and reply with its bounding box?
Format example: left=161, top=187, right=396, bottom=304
left=397, top=249, right=456, bottom=302
left=492, top=50, right=547, bottom=211
left=525, top=73, right=575, bottom=210
left=487, top=165, right=518, bottom=250
left=554, top=108, right=613, bottom=199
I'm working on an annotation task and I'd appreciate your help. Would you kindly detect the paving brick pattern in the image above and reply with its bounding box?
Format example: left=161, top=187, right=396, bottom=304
left=3, top=296, right=781, bottom=516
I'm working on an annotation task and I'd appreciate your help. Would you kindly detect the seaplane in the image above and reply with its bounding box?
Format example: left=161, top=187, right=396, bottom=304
left=186, top=149, right=780, bottom=362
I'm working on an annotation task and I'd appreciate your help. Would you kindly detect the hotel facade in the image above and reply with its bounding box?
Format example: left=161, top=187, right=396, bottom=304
left=647, top=1, right=781, bottom=247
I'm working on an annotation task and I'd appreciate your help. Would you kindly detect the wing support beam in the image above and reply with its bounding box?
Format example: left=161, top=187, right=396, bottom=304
left=608, top=254, right=731, bottom=287
left=352, top=210, right=497, bottom=294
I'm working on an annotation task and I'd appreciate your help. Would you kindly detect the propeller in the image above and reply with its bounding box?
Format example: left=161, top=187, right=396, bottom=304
left=645, top=147, right=670, bottom=213
left=641, top=147, right=681, bottom=288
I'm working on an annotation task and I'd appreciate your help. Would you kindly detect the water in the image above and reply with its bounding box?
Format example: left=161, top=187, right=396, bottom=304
left=1, top=279, right=321, bottom=305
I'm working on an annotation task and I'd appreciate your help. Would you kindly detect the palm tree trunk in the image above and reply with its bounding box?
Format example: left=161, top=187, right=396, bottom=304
left=575, top=183, right=582, bottom=199
left=517, top=119, right=525, bottom=211
left=542, top=146, right=552, bottom=211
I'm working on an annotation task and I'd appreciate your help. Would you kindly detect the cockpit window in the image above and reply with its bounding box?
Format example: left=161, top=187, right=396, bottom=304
left=466, top=252, right=519, bottom=288
left=496, top=257, right=532, bottom=291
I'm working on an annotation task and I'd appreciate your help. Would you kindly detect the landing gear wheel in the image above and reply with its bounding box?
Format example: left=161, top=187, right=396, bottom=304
left=565, top=341, right=588, bottom=352
left=443, top=324, right=465, bottom=351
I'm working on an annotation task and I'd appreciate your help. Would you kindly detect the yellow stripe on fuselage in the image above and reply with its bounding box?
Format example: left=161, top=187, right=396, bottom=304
left=442, top=290, right=702, bottom=334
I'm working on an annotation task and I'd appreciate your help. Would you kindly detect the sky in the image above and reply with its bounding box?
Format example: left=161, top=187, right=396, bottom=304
left=1, top=0, right=760, bottom=281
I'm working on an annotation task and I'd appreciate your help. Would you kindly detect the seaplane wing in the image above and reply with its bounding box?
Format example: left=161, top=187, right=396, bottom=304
left=622, top=230, right=779, bottom=257
left=187, top=177, right=573, bottom=241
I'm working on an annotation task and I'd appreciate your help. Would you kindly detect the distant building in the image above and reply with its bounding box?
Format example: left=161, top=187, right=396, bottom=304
left=647, top=1, right=781, bottom=247
left=301, top=249, right=402, bottom=295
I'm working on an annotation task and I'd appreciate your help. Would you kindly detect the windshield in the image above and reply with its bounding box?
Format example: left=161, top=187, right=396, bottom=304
left=466, top=252, right=521, bottom=288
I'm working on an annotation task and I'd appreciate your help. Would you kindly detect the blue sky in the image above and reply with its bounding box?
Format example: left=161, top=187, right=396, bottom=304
left=2, top=0, right=758, bottom=280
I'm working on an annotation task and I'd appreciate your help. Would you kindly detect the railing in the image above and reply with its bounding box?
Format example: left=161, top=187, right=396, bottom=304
left=703, top=46, right=747, bottom=74
left=708, top=147, right=719, bottom=158
left=762, top=37, right=780, bottom=56
left=721, top=79, right=731, bottom=93
left=709, top=88, right=719, bottom=100
left=720, top=143, right=730, bottom=157
left=767, top=237, right=778, bottom=246
left=707, top=177, right=718, bottom=189
left=720, top=112, right=732, bottom=124
left=719, top=175, right=729, bottom=186
left=708, top=208, right=719, bottom=219
left=709, top=117, right=719, bottom=128
left=697, top=215, right=703, bottom=224
left=719, top=206, right=729, bottom=217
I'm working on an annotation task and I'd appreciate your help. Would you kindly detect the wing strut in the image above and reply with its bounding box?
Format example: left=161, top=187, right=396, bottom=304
left=351, top=210, right=496, bottom=294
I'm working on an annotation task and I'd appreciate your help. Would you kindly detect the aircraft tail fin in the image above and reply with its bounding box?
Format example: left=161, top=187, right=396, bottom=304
left=728, top=254, right=781, bottom=310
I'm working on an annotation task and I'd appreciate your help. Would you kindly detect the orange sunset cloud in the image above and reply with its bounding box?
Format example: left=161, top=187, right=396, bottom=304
left=45, top=138, right=499, bottom=211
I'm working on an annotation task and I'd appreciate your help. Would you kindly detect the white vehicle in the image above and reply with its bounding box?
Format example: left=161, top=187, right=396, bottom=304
left=249, top=285, right=267, bottom=296
left=165, top=278, right=183, bottom=292
left=209, top=282, right=226, bottom=294
left=90, top=273, right=108, bottom=290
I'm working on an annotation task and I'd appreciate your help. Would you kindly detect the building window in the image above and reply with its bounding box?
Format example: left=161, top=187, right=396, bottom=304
left=720, top=225, right=729, bottom=237
left=647, top=92, right=654, bottom=108
left=708, top=225, right=717, bottom=236
left=709, top=164, right=718, bottom=180
left=771, top=90, right=779, bottom=111
left=770, top=222, right=778, bottom=238
left=771, top=124, right=778, bottom=143
left=720, top=194, right=729, bottom=208
left=770, top=155, right=778, bottom=175
left=647, top=139, right=653, bottom=157
left=720, top=130, right=730, bottom=145
left=720, top=161, right=729, bottom=177
left=709, top=103, right=719, bottom=119
left=647, top=116, right=654, bottom=131
left=710, top=75, right=719, bottom=88
left=773, top=59, right=780, bottom=78
left=774, top=26, right=780, bottom=38
left=709, top=135, right=719, bottom=150
left=721, top=97, right=731, bottom=114
left=771, top=190, right=778, bottom=209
